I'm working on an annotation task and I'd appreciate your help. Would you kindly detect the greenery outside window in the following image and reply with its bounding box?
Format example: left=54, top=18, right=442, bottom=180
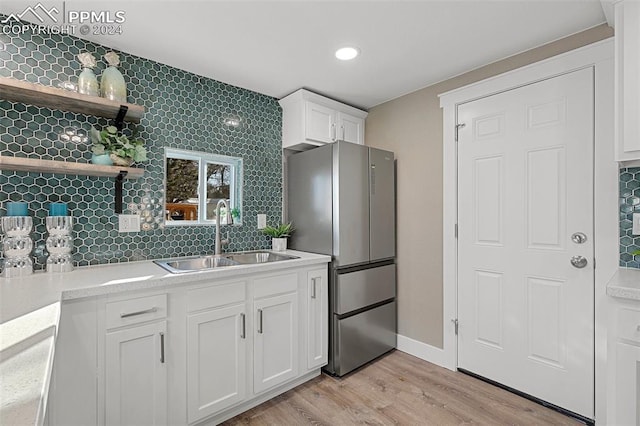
left=164, top=147, right=243, bottom=226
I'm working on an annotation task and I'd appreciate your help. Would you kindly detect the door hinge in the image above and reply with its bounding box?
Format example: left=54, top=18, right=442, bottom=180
left=452, top=318, right=459, bottom=335
left=455, top=123, right=466, bottom=142
left=593, top=257, right=596, bottom=269
left=455, top=223, right=458, bottom=239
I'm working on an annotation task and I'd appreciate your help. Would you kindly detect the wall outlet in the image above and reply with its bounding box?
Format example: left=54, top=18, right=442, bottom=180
left=119, top=214, right=141, bottom=233
left=257, top=214, right=267, bottom=229
left=634, top=213, right=640, bottom=235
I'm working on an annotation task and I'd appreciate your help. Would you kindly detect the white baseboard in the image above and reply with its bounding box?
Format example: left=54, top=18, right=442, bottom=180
left=397, top=334, right=454, bottom=371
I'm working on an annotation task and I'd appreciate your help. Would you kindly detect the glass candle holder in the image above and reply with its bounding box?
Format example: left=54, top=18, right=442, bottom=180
left=6, top=202, right=28, bottom=216
left=1, top=216, right=34, bottom=278
left=45, top=216, right=74, bottom=273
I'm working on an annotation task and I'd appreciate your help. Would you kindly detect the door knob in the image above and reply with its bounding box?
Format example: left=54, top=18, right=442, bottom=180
left=570, top=256, right=588, bottom=268
left=571, top=232, right=587, bottom=244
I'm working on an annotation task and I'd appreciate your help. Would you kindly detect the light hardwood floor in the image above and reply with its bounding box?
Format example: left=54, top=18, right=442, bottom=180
left=223, top=350, right=581, bottom=425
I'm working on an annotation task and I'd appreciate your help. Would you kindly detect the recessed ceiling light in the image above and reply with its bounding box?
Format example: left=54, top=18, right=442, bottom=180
left=335, top=47, right=359, bottom=61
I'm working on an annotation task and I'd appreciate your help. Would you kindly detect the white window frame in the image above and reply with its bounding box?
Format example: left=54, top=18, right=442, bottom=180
left=164, top=147, right=243, bottom=226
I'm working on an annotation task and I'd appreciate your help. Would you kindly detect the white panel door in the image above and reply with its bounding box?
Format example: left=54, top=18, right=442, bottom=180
left=305, top=101, right=335, bottom=143
left=105, top=321, right=167, bottom=426
left=307, top=268, right=328, bottom=369
left=253, top=292, right=298, bottom=394
left=186, top=304, right=246, bottom=424
left=457, top=67, right=594, bottom=418
left=337, top=111, right=364, bottom=144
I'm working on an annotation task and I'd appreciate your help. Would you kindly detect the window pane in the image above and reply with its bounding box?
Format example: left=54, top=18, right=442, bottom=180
left=166, top=158, right=199, bottom=221
left=206, top=162, right=231, bottom=221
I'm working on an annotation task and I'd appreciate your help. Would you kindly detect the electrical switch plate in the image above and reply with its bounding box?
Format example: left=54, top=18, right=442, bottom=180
left=633, top=213, right=640, bottom=235
left=119, top=214, right=141, bottom=233
left=257, top=214, right=267, bottom=229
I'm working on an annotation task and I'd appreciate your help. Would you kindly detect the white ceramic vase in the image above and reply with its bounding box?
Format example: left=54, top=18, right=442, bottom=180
left=272, top=237, right=287, bottom=252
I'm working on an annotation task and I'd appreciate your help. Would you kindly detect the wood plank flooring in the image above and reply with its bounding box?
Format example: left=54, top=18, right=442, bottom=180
left=223, top=350, right=581, bottom=425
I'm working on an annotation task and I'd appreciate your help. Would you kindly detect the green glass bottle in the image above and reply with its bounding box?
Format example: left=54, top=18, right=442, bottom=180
left=100, top=52, right=127, bottom=102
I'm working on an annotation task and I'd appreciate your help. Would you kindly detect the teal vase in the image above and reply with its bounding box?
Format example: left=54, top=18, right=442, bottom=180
left=100, top=66, right=126, bottom=102
left=78, top=67, right=99, bottom=96
left=91, top=153, right=113, bottom=166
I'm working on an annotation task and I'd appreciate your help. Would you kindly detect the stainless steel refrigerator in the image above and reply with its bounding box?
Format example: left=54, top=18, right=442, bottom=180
left=287, top=141, right=397, bottom=376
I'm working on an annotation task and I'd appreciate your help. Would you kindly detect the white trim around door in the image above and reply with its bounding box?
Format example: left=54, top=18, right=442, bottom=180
left=439, top=38, right=618, bottom=424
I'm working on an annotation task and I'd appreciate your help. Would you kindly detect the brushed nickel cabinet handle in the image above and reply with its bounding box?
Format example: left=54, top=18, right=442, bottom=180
left=120, top=307, right=157, bottom=318
left=257, top=309, right=263, bottom=334
left=311, top=277, right=317, bottom=299
left=331, top=123, right=336, bottom=141
left=159, top=332, right=165, bottom=364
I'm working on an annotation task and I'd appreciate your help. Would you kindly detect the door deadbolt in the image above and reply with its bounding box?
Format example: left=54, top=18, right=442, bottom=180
left=570, top=256, right=588, bottom=268
left=571, top=232, right=587, bottom=244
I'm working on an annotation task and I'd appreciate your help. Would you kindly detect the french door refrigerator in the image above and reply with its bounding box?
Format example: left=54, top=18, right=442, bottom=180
left=287, top=141, right=397, bottom=376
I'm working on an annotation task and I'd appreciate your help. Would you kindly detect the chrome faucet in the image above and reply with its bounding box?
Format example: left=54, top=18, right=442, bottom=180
left=214, top=199, right=230, bottom=255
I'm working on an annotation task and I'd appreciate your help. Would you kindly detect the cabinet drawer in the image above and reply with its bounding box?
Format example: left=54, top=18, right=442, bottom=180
left=618, top=308, right=640, bottom=344
left=187, top=281, right=246, bottom=312
left=253, top=273, right=298, bottom=299
left=106, top=294, right=167, bottom=329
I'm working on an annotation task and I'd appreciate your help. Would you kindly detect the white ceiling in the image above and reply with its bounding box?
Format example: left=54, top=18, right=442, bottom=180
left=1, top=1, right=607, bottom=109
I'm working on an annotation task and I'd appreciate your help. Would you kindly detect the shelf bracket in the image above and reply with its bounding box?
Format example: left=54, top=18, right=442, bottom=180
left=114, top=105, right=129, bottom=131
left=114, top=171, right=128, bottom=213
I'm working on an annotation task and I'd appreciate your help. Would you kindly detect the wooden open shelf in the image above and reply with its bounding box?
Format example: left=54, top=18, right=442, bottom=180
left=0, top=77, right=145, bottom=123
left=0, top=156, right=144, bottom=179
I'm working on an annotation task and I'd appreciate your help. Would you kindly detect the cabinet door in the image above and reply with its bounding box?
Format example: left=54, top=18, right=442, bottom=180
left=307, top=268, right=328, bottom=369
left=615, top=342, right=640, bottom=425
left=337, top=111, right=364, bottom=144
left=615, top=1, right=640, bottom=160
left=254, top=292, right=299, bottom=393
left=105, top=321, right=167, bottom=426
left=186, top=304, right=247, bottom=423
left=305, top=101, right=336, bottom=144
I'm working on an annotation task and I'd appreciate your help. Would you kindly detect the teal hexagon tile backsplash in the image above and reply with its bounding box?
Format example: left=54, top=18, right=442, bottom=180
left=620, top=167, right=640, bottom=268
left=0, top=17, right=282, bottom=269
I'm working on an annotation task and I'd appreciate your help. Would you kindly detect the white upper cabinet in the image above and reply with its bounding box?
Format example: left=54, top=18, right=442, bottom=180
left=614, top=0, right=640, bottom=162
left=280, top=89, right=368, bottom=151
left=337, top=111, right=365, bottom=145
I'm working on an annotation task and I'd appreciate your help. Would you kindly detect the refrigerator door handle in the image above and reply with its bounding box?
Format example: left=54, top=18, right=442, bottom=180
left=370, top=163, right=376, bottom=195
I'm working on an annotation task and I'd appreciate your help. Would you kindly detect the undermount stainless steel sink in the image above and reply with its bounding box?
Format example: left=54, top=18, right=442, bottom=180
left=154, top=251, right=299, bottom=273
left=223, top=251, right=299, bottom=264
left=154, top=255, right=239, bottom=274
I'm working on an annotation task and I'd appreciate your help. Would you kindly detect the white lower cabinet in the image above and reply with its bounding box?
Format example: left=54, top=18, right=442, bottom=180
left=307, top=268, right=328, bottom=369
left=608, top=301, right=640, bottom=425
left=253, top=292, right=299, bottom=393
left=614, top=341, right=640, bottom=425
left=48, top=262, right=329, bottom=426
left=187, top=303, right=246, bottom=423
left=105, top=321, right=167, bottom=426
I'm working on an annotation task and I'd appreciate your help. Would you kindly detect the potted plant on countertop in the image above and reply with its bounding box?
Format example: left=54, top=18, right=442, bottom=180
left=262, top=222, right=294, bottom=252
left=90, top=125, right=147, bottom=166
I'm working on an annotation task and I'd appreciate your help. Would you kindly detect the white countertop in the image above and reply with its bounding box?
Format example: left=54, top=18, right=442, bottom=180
left=0, top=250, right=330, bottom=426
left=606, top=267, right=640, bottom=301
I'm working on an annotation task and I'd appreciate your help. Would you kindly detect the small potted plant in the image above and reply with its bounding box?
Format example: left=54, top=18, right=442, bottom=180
left=230, top=207, right=241, bottom=224
left=262, top=222, right=294, bottom=252
left=90, top=125, right=147, bottom=166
